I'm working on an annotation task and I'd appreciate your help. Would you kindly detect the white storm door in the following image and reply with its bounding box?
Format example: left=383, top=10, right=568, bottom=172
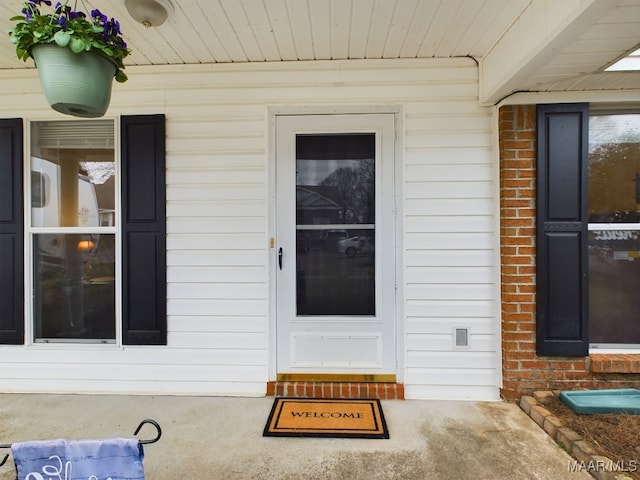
left=276, top=114, right=396, bottom=374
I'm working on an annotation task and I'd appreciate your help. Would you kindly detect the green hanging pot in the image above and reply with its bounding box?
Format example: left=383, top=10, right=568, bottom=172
left=31, top=44, right=117, bottom=118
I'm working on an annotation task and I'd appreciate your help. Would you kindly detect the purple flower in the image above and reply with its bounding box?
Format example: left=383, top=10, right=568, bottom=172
left=54, top=2, right=72, bottom=17
left=91, top=9, right=107, bottom=23
left=21, top=7, right=33, bottom=21
left=21, top=0, right=50, bottom=20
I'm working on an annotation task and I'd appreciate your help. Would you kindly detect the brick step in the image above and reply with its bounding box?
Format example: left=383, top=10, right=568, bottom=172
left=266, top=381, right=404, bottom=400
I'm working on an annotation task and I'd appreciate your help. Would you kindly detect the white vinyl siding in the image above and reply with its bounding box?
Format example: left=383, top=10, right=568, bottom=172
left=0, top=58, right=499, bottom=400
left=404, top=80, right=499, bottom=399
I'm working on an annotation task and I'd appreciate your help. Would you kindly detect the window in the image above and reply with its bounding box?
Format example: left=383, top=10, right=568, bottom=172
left=588, top=112, right=640, bottom=346
left=29, top=120, right=117, bottom=343
left=0, top=115, right=165, bottom=346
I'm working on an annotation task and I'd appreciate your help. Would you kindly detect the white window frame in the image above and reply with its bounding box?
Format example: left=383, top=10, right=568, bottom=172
left=24, top=118, right=123, bottom=346
left=588, top=109, right=640, bottom=352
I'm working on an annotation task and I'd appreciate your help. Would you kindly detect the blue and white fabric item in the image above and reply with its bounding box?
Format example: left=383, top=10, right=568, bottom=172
left=11, top=438, right=145, bottom=480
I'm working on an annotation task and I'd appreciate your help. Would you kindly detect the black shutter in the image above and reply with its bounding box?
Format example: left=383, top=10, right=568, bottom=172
left=121, top=115, right=166, bottom=345
left=0, top=119, right=24, bottom=345
left=536, top=103, right=589, bottom=356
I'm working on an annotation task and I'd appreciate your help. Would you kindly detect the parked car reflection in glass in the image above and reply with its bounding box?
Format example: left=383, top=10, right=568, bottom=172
left=337, top=235, right=374, bottom=258
left=322, top=229, right=349, bottom=252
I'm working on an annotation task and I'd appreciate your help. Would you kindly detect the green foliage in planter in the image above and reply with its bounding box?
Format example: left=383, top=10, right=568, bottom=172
left=8, top=0, right=131, bottom=82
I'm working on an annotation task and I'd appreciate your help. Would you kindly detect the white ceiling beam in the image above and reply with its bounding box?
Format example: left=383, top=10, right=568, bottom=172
left=479, top=0, right=619, bottom=105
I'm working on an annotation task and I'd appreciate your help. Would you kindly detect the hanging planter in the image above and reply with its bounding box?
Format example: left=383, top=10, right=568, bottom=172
left=31, top=44, right=116, bottom=118
left=9, top=0, right=130, bottom=118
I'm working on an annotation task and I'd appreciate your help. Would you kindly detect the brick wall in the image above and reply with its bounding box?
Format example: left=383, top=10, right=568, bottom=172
left=498, top=105, right=640, bottom=399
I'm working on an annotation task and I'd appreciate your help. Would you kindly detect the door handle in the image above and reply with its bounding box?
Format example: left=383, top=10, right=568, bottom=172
left=278, top=247, right=283, bottom=270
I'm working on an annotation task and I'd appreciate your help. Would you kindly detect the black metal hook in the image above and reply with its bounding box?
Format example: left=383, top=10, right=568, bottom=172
left=0, top=440, right=10, bottom=467
left=134, top=419, right=161, bottom=445
left=0, top=439, right=10, bottom=467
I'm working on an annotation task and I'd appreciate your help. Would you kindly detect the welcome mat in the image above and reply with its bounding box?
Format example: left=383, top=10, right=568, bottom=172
left=263, top=398, right=389, bottom=439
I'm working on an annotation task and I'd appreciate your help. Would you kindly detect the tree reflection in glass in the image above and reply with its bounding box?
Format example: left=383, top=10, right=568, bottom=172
left=295, top=133, right=376, bottom=316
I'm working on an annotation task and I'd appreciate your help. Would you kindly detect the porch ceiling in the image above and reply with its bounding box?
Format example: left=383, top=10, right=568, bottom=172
left=1, top=0, right=639, bottom=104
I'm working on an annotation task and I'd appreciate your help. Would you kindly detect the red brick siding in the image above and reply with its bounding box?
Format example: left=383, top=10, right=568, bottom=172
left=499, top=105, right=640, bottom=398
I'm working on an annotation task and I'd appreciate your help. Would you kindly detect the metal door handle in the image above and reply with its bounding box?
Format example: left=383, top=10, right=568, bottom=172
left=278, top=247, right=283, bottom=270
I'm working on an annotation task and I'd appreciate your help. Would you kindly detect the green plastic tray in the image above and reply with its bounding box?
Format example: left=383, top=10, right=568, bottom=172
left=559, top=388, right=640, bottom=414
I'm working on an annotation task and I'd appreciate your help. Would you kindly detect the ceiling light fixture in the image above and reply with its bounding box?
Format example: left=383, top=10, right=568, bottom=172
left=124, top=0, right=174, bottom=28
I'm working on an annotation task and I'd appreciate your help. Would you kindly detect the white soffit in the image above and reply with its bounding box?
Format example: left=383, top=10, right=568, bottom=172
left=1, top=0, right=639, bottom=99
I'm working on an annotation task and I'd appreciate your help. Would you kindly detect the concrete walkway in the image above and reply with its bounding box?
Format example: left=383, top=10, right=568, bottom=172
left=0, top=394, right=592, bottom=480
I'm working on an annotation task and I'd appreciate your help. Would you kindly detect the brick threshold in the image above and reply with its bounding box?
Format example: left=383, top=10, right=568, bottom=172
left=267, top=381, right=404, bottom=400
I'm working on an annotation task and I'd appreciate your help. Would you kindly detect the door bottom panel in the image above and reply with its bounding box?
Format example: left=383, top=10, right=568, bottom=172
left=292, top=333, right=381, bottom=367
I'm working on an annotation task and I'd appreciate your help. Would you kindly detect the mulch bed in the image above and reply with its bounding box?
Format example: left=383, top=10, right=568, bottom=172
left=540, top=395, right=640, bottom=479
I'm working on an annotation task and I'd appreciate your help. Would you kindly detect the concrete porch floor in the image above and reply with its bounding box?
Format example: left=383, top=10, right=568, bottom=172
left=0, top=394, right=592, bottom=480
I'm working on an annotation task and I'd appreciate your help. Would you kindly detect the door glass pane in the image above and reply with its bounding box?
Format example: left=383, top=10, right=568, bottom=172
left=34, top=233, right=116, bottom=341
left=295, top=134, right=375, bottom=315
